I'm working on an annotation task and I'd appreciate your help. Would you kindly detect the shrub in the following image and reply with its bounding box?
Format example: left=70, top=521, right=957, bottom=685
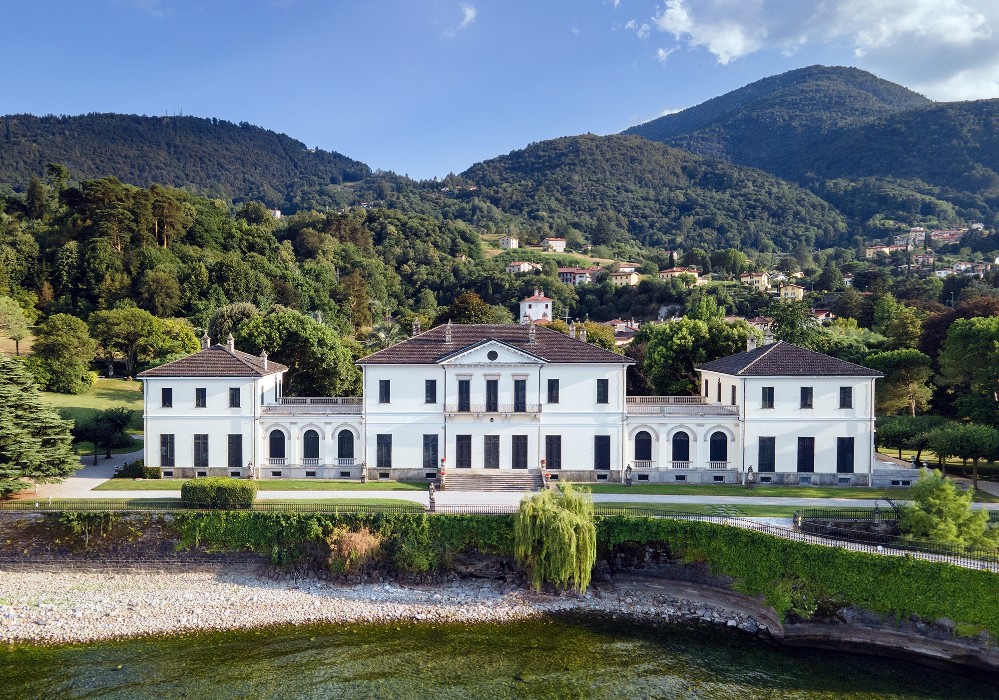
left=143, top=466, right=162, bottom=479
left=117, top=459, right=146, bottom=479
left=181, top=477, right=257, bottom=509
left=326, top=526, right=382, bottom=573
left=514, top=482, right=596, bottom=593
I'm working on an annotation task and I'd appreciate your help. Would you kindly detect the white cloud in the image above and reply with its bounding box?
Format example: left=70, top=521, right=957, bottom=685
left=656, top=47, right=676, bottom=63
left=640, top=0, right=999, bottom=99
left=444, top=4, right=476, bottom=37
left=660, top=107, right=683, bottom=116
left=625, top=18, right=651, bottom=39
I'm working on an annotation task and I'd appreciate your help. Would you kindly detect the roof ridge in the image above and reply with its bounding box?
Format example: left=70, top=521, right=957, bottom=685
left=738, top=341, right=781, bottom=375
left=222, top=344, right=267, bottom=372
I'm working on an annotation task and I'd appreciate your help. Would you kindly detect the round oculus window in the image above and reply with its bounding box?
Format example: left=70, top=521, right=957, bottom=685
left=487, top=350, right=499, bottom=361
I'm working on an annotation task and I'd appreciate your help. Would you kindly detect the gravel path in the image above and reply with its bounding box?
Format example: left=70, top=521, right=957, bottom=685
left=0, top=567, right=772, bottom=645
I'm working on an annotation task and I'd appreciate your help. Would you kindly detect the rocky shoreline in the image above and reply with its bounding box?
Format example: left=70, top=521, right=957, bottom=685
left=0, top=565, right=773, bottom=646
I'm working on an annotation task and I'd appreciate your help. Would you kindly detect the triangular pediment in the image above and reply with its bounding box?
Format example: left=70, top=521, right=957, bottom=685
left=438, top=339, right=545, bottom=366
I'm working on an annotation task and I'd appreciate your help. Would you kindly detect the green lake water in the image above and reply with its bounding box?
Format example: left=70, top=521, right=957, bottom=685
left=1, top=616, right=994, bottom=699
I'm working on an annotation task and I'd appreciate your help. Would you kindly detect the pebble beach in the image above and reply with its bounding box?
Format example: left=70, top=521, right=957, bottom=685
left=0, top=566, right=770, bottom=645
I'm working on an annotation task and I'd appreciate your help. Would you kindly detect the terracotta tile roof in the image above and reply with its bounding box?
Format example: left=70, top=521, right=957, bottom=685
left=137, top=345, right=288, bottom=378
left=696, top=341, right=881, bottom=377
left=357, top=324, right=633, bottom=365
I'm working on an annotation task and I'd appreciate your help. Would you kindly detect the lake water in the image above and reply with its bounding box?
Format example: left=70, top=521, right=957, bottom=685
left=1, top=616, right=994, bottom=699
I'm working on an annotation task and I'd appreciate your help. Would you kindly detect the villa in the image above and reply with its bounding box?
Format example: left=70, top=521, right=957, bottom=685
left=139, top=324, right=909, bottom=488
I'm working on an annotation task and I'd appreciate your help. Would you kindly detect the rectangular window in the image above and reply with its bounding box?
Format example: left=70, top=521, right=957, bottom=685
left=227, top=434, right=242, bottom=469
left=840, top=387, right=853, bottom=409
left=758, top=437, right=776, bottom=473
left=512, top=435, right=528, bottom=469
left=800, top=387, right=813, bottom=409
left=596, top=378, right=609, bottom=404
left=376, top=434, right=392, bottom=469
left=195, top=388, right=207, bottom=408
left=425, top=380, right=437, bottom=404
left=378, top=379, right=391, bottom=404
left=593, top=435, right=611, bottom=470
left=458, top=379, right=471, bottom=412
left=194, top=434, right=209, bottom=468
left=486, top=379, right=499, bottom=412
left=514, top=379, right=527, bottom=412
left=422, top=434, right=439, bottom=470
left=704, top=379, right=709, bottom=397
left=160, top=434, right=175, bottom=467
left=484, top=435, right=500, bottom=468
left=547, top=378, right=560, bottom=404
left=761, top=386, right=774, bottom=409
left=229, top=387, right=241, bottom=408
left=716, top=381, right=721, bottom=402
left=837, top=437, right=855, bottom=474
left=731, top=385, right=736, bottom=406
left=161, top=388, right=173, bottom=408
left=545, top=435, right=562, bottom=470
left=797, top=437, right=815, bottom=473
left=456, top=435, right=472, bottom=468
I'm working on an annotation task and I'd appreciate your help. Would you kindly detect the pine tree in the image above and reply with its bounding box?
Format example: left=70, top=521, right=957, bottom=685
left=0, top=357, right=79, bottom=497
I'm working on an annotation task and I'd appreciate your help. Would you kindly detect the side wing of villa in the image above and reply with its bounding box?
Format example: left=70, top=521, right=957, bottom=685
left=139, top=323, right=908, bottom=487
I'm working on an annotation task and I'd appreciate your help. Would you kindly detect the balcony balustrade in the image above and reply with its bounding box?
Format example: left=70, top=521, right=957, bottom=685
left=444, top=403, right=541, bottom=415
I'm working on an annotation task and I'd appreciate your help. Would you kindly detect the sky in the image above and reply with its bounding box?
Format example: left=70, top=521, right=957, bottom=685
left=4, top=0, right=999, bottom=180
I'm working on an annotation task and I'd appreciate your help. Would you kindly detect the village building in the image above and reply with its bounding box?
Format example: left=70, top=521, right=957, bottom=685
left=739, top=271, right=770, bottom=291
left=140, top=331, right=899, bottom=487
left=505, top=261, right=543, bottom=275
left=498, top=236, right=519, bottom=249
left=541, top=237, right=566, bottom=253
left=609, top=270, right=641, bottom=287
left=658, top=267, right=701, bottom=284
left=519, top=289, right=553, bottom=324
left=780, top=284, right=806, bottom=301
left=557, top=267, right=599, bottom=286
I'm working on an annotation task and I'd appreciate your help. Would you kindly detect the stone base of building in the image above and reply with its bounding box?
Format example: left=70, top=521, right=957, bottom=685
left=160, top=465, right=365, bottom=480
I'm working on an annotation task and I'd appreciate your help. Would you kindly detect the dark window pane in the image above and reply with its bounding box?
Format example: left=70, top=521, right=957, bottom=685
left=840, top=387, right=853, bottom=409
left=458, top=380, right=471, bottom=412
left=800, top=387, right=813, bottom=409
left=303, top=430, right=320, bottom=459
left=160, top=434, right=175, bottom=467
left=709, top=432, right=728, bottom=462
left=195, top=388, right=206, bottom=408
left=594, top=435, right=611, bottom=470
left=484, top=435, right=500, bottom=468
left=514, top=379, right=527, bottom=412
left=338, top=430, right=354, bottom=459
left=161, top=388, right=172, bottom=408
left=762, top=387, right=774, bottom=409
left=376, top=434, right=392, bottom=469
left=671, top=432, right=689, bottom=463
left=194, top=434, right=209, bottom=468
left=716, top=381, right=721, bottom=402
left=425, top=380, right=437, bottom=404
left=547, top=378, right=559, bottom=404
left=423, top=434, right=439, bottom=469
left=731, top=385, right=736, bottom=406
left=456, top=435, right=472, bottom=468
left=269, top=431, right=286, bottom=459
left=227, top=434, right=242, bottom=468
left=229, top=387, right=240, bottom=408
left=797, top=437, right=815, bottom=473
left=512, top=435, right=528, bottom=469
left=837, top=437, right=855, bottom=473
left=758, top=437, right=775, bottom=472
left=379, top=380, right=391, bottom=404
left=596, top=378, right=609, bottom=404
left=545, top=435, right=562, bottom=469
left=486, top=380, right=498, bottom=412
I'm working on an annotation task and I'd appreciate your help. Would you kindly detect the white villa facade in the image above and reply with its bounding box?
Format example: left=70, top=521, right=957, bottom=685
left=139, top=325, right=908, bottom=488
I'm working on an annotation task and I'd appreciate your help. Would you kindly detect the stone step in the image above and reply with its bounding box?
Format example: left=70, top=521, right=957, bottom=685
left=443, top=469, right=543, bottom=492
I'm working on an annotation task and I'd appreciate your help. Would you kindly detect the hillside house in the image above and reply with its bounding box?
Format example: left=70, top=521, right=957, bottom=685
left=505, top=261, right=543, bottom=275
left=499, top=236, right=519, bottom=250
left=739, top=271, right=770, bottom=291
left=542, top=237, right=566, bottom=253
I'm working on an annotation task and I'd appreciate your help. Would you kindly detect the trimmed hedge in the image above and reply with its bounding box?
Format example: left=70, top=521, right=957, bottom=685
left=180, top=477, right=257, bottom=509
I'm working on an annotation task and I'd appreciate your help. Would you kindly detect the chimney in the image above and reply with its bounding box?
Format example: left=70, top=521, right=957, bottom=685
left=763, top=329, right=775, bottom=346
left=226, top=334, right=235, bottom=352
left=200, top=331, right=210, bottom=350
left=528, top=318, right=536, bottom=345
left=445, top=319, right=453, bottom=344
left=579, top=323, right=587, bottom=343
left=569, top=320, right=576, bottom=339
left=747, top=334, right=758, bottom=352
left=260, top=349, right=268, bottom=370
left=411, top=318, right=422, bottom=337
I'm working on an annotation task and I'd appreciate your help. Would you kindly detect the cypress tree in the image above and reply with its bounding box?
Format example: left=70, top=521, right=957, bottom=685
left=0, top=357, right=78, bottom=497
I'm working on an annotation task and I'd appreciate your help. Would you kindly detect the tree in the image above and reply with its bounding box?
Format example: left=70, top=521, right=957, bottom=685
left=88, top=307, right=158, bottom=376
left=0, top=356, right=78, bottom=497
left=815, top=261, right=842, bottom=292
left=0, top=295, right=29, bottom=355
left=208, top=302, right=260, bottom=343
left=767, top=299, right=817, bottom=346
left=90, top=407, right=134, bottom=460
left=363, top=318, right=406, bottom=351
left=514, top=483, right=596, bottom=593
left=435, top=291, right=495, bottom=325
left=637, top=317, right=754, bottom=395
left=938, top=316, right=999, bottom=426
left=137, top=268, right=181, bottom=317
left=831, top=287, right=865, bottom=321
left=899, top=470, right=998, bottom=550
left=942, top=423, right=999, bottom=491
left=235, top=310, right=361, bottom=396
left=30, top=314, right=97, bottom=394
left=876, top=414, right=946, bottom=461
left=865, top=349, right=933, bottom=416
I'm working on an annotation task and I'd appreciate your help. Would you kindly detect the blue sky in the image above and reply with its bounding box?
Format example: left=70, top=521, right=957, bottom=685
left=4, top=1, right=999, bottom=179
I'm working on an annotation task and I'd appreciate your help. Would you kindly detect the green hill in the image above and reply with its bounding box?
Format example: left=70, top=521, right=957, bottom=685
left=459, top=133, right=847, bottom=252
left=0, top=113, right=371, bottom=208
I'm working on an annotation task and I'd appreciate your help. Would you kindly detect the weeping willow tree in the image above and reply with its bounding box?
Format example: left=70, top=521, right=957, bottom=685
left=513, top=483, right=597, bottom=593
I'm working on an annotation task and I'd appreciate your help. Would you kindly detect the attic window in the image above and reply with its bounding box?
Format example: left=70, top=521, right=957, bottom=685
left=487, top=350, right=498, bottom=361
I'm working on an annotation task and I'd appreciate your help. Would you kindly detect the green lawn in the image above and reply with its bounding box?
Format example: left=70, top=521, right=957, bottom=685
left=593, top=502, right=827, bottom=518
left=40, top=378, right=144, bottom=431
left=92, top=478, right=429, bottom=492
left=73, top=435, right=144, bottom=458
left=882, top=450, right=999, bottom=480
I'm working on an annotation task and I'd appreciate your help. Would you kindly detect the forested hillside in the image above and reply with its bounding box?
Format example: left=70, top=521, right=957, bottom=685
left=459, top=134, right=848, bottom=252
left=0, top=114, right=370, bottom=208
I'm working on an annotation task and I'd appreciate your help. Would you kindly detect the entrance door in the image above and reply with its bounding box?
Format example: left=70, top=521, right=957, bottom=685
left=512, top=435, right=528, bottom=469
left=456, top=435, right=472, bottom=468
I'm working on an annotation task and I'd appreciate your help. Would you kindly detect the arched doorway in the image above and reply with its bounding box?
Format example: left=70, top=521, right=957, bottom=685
left=634, top=431, right=652, bottom=463
left=303, top=429, right=320, bottom=464
left=671, top=432, right=690, bottom=466
left=269, top=430, right=286, bottom=465
left=337, top=429, right=355, bottom=463
left=709, top=431, right=728, bottom=464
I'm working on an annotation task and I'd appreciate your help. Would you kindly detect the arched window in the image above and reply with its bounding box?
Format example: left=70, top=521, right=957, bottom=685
left=338, top=430, right=354, bottom=459
left=303, top=430, right=320, bottom=460
left=634, top=431, right=652, bottom=461
left=710, top=431, right=728, bottom=462
left=268, top=430, right=286, bottom=459
left=671, top=432, right=690, bottom=463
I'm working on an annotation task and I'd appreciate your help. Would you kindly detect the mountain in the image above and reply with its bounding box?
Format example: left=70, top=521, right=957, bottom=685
left=0, top=113, right=371, bottom=207
left=623, top=65, right=931, bottom=176
left=459, top=134, right=847, bottom=252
